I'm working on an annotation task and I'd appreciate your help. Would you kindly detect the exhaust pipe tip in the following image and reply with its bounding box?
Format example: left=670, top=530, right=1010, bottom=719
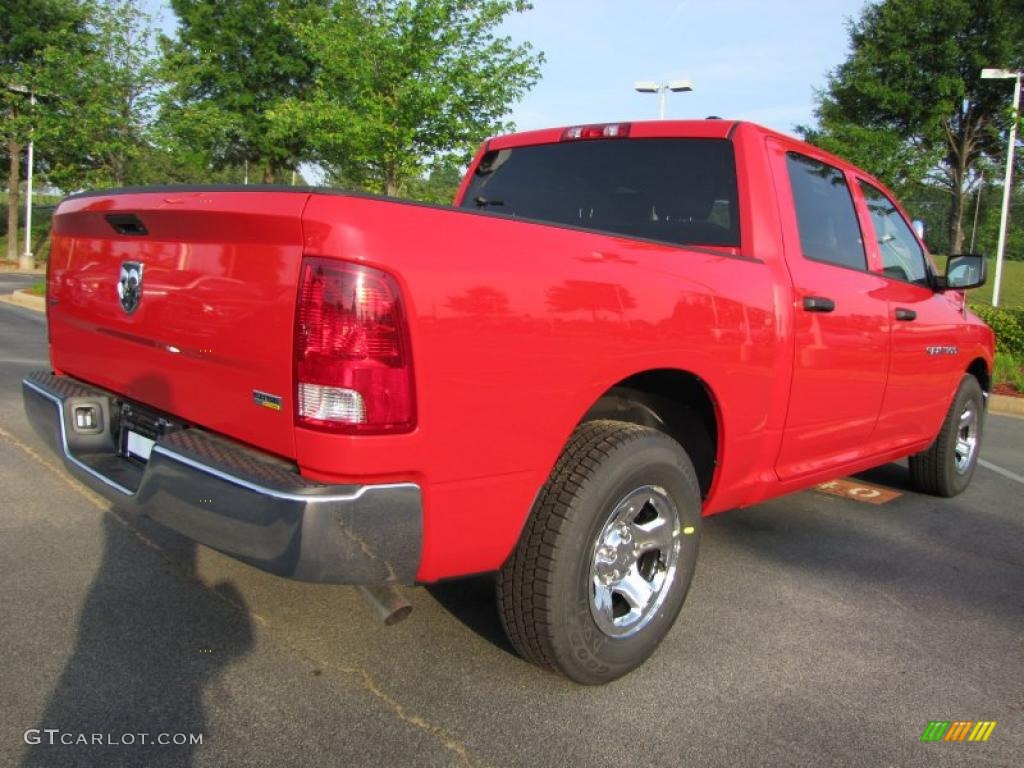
left=357, top=584, right=413, bottom=625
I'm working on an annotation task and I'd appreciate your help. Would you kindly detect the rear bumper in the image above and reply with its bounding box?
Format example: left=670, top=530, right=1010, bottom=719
left=21, top=372, right=422, bottom=584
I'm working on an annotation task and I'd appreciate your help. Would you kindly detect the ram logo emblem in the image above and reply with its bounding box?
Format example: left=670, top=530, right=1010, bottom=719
left=117, top=262, right=144, bottom=315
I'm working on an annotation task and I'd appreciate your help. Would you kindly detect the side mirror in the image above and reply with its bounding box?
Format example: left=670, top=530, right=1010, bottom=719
left=912, top=219, right=925, bottom=239
left=941, top=254, right=987, bottom=291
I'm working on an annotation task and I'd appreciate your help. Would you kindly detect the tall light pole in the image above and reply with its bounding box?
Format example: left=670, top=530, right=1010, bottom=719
left=634, top=80, right=694, bottom=119
left=22, top=90, right=35, bottom=271
left=7, top=83, right=35, bottom=270
left=980, top=68, right=1022, bottom=307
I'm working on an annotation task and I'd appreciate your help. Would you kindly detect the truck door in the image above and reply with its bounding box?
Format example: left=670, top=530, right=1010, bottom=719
left=770, top=146, right=892, bottom=480
left=854, top=179, right=966, bottom=445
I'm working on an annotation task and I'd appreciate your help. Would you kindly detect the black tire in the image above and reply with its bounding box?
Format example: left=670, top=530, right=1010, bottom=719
left=908, top=375, right=985, bottom=497
left=496, top=420, right=702, bottom=684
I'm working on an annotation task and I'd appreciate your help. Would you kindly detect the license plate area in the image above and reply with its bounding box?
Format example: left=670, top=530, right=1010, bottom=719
left=118, top=402, right=183, bottom=465
left=124, top=430, right=155, bottom=462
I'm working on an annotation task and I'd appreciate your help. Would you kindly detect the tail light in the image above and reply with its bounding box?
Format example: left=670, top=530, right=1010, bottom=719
left=294, top=257, right=415, bottom=434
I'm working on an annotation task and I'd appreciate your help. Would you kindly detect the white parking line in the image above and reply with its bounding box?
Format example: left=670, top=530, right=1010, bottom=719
left=979, top=459, right=1024, bottom=486
left=0, top=358, right=48, bottom=365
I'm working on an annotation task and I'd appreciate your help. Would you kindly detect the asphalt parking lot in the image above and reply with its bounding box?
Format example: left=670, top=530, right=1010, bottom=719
left=0, top=273, right=1021, bottom=767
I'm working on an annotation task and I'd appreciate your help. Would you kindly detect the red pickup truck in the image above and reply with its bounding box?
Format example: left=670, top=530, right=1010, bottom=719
left=23, top=120, right=993, bottom=684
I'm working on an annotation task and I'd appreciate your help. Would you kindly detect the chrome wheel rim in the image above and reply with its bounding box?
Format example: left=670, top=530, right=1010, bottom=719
left=588, top=485, right=682, bottom=638
left=954, top=403, right=979, bottom=475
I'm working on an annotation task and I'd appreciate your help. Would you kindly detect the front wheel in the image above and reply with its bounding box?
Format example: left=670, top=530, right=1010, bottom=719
left=908, top=375, right=985, bottom=497
left=496, top=420, right=702, bottom=684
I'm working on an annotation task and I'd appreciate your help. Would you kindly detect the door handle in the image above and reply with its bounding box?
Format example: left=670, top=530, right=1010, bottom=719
left=895, top=308, right=917, bottom=321
left=802, top=296, right=835, bottom=312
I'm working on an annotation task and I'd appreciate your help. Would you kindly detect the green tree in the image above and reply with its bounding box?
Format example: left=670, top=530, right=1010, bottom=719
left=332, top=158, right=465, bottom=204
left=968, top=178, right=1024, bottom=259
left=802, top=0, right=1024, bottom=253
left=275, top=0, right=543, bottom=196
left=1, top=0, right=89, bottom=264
left=159, top=0, right=326, bottom=183
left=41, top=0, right=161, bottom=192
left=400, top=161, right=465, bottom=204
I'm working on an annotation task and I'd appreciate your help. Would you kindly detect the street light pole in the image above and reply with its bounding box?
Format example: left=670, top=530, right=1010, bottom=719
left=981, top=68, right=1022, bottom=308
left=7, top=84, right=36, bottom=270
left=634, top=80, right=694, bottom=119
left=21, top=91, right=35, bottom=271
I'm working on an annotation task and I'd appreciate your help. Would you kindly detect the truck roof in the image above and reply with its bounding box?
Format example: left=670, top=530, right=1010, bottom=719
left=487, top=119, right=739, bottom=150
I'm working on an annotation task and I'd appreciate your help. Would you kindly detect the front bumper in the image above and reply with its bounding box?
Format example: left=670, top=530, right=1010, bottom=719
left=21, top=371, right=422, bottom=584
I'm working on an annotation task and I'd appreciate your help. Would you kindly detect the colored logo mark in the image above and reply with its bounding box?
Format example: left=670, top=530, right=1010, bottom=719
left=920, top=721, right=997, bottom=742
left=815, top=478, right=901, bottom=504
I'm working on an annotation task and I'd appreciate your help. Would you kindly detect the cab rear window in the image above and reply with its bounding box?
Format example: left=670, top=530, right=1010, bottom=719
left=461, top=138, right=740, bottom=247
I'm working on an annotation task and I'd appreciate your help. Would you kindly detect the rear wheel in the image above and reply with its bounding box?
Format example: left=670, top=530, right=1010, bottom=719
left=496, top=420, right=702, bottom=684
left=908, top=375, right=985, bottom=497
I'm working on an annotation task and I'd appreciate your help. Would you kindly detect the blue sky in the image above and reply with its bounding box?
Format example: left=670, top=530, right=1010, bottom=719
left=499, top=0, right=869, bottom=134
left=144, top=0, right=869, bottom=138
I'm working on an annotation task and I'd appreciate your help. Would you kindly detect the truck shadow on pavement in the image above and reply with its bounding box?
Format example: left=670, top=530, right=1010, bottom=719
left=19, top=514, right=253, bottom=768
left=425, top=574, right=517, bottom=656
left=850, top=461, right=924, bottom=491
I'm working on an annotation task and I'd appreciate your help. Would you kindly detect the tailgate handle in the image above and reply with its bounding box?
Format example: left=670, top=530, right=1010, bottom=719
left=105, top=213, right=148, bottom=236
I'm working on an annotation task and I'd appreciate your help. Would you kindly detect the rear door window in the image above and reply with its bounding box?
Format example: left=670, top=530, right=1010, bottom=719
left=786, top=153, right=866, bottom=270
left=461, top=138, right=740, bottom=247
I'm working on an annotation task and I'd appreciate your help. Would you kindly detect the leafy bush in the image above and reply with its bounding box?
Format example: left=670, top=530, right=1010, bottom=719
left=993, top=351, right=1024, bottom=393
left=0, top=204, right=56, bottom=238
left=971, top=305, right=1024, bottom=357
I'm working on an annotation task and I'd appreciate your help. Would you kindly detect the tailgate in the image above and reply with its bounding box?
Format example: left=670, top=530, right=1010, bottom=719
left=48, top=189, right=310, bottom=459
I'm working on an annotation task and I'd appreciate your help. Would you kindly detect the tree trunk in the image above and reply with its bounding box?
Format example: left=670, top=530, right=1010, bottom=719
left=945, top=145, right=967, bottom=255
left=948, top=186, right=965, bottom=255
left=6, top=139, right=21, bottom=264
left=263, top=162, right=276, bottom=185
left=944, top=113, right=978, bottom=256
left=383, top=168, right=400, bottom=197
left=113, top=150, right=125, bottom=188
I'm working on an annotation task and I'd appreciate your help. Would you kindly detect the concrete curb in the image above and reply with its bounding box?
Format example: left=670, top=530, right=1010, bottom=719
left=990, top=393, right=1024, bottom=417
left=0, top=264, right=47, bottom=275
left=2, top=290, right=46, bottom=312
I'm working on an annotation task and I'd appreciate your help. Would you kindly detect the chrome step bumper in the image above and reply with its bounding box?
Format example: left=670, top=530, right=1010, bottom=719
left=22, top=371, right=422, bottom=584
